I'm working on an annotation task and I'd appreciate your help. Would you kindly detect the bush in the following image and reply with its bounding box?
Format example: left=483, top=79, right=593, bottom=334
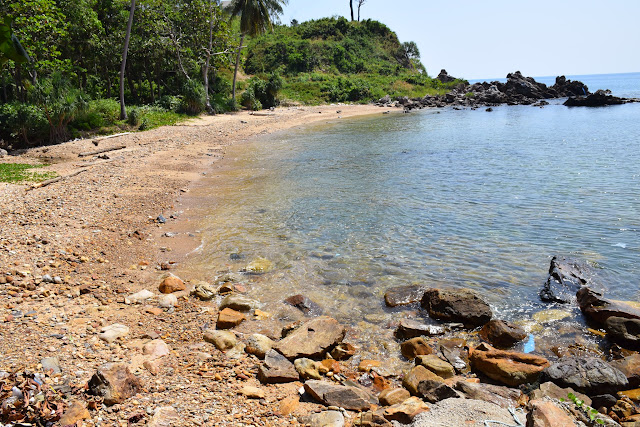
left=71, top=98, right=120, bottom=131
left=127, top=107, right=141, bottom=126
left=240, top=73, right=283, bottom=110
left=0, top=103, right=48, bottom=148
left=156, top=95, right=181, bottom=112
left=180, top=80, right=206, bottom=115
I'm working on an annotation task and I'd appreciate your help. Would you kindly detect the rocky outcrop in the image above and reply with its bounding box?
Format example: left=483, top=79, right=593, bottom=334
left=421, top=288, right=492, bottom=328
left=470, top=344, right=550, bottom=386
left=436, top=69, right=456, bottom=83
left=275, top=316, right=346, bottom=359
left=564, top=90, right=630, bottom=107
left=540, top=256, right=595, bottom=303
left=576, top=287, right=640, bottom=326
left=542, top=356, right=628, bottom=395
left=479, top=319, right=526, bottom=348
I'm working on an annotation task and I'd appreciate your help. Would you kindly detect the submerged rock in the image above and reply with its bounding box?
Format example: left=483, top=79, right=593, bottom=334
left=421, top=288, right=492, bottom=328
left=384, top=285, right=424, bottom=307
left=284, top=294, right=323, bottom=315
left=479, top=319, right=526, bottom=348
left=400, top=337, right=433, bottom=360
left=542, top=356, right=628, bottom=395
left=243, top=257, right=274, bottom=274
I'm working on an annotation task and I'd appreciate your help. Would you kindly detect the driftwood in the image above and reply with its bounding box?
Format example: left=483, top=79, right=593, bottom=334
left=91, top=132, right=130, bottom=146
left=78, top=145, right=126, bottom=158
left=28, top=168, right=87, bottom=190
left=74, top=155, right=124, bottom=168
left=249, top=112, right=275, bottom=117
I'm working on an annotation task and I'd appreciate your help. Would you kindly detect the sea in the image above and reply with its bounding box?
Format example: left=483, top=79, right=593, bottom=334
left=177, top=72, right=640, bottom=361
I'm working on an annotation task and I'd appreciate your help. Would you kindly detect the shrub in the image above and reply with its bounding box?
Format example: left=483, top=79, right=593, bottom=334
left=0, top=103, right=48, bottom=147
left=240, top=73, right=283, bottom=110
left=127, top=107, right=141, bottom=126
left=180, top=80, right=206, bottom=115
left=156, top=95, right=181, bottom=112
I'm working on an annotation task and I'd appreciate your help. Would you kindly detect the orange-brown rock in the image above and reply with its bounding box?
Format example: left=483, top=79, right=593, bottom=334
left=58, top=401, right=90, bottom=425
left=383, top=396, right=430, bottom=424
left=401, top=337, right=433, bottom=360
left=87, top=363, right=142, bottom=405
left=216, top=308, right=246, bottom=329
left=379, top=388, right=411, bottom=406
left=470, top=344, right=549, bottom=386
left=526, top=399, right=575, bottom=427
left=479, top=319, right=526, bottom=348
left=402, top=365, right=442, bottom=395
left=359, top=360, right=382, bottom=372
left=158, top=276, right=185, bottom=294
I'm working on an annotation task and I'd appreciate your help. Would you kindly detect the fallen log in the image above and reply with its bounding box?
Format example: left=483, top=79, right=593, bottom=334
left=78, top=145, right=126, bottom=158
left=91, top=132, right=130, bottom=146
left=28, top=168, right=87, bottom=190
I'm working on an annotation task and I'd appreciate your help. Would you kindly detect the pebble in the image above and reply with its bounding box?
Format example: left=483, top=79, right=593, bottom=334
left=159, top=293, right=178, bottom=308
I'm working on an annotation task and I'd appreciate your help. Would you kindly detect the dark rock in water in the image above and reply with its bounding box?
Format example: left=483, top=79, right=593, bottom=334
left=421, top=288, right=492, bottom=328
left=564, top=90, right=628, bottom=107
left=304, top=380, right=375, bottom=411
left=552, top=75, right=590, bottom=97
left=577, top=287, right=640, bottom=326
left=416, top=379, right=458, bottom=403
left=479, top=319, right=526, bottom=348
left=257, top=350, right=299, bottom=384
left=384, top=285, right=424, bottom=307
left=591, top=394, right=618, bottom=410
left=395, top=318, right=445, bottom=339
left=605, top=316, right=640, bottom=349
left=455, top=380, right=523, bottom=408
left=274, top=316, right=345, bottom=360
left=284, top=294, right=323, bottom=315
left=610, top=354, right=640, bottom=388
left=540, top=256, right=593, bottom=303
left=436, top=69, right=456, bottom=83
left=542, top=356, right=628, bottom=395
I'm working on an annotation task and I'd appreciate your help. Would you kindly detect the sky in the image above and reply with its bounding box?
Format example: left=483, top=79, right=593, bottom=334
left=278, top=0, right=640, bottom=80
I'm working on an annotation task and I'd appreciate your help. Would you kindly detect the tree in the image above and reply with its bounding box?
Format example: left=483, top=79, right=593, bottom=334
left=225, top=0, right=288, bottom=105
left=120, top=0, right=135, bottom=120
left=349, top=0, right=354, bottom=21
left=0, top=17, right=30, bottom=68
left=357, top=0, right=366, bottom=21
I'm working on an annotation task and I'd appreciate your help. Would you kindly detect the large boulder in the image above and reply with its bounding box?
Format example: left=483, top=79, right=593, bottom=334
left=479, top=319, right=526, bottom=348
left=542, top=356, right=628, bottom=395
left=469, top=344, right=550, bottom=386
left=275, top=316, right=345, bottom=360
left=503, top=71, right=554, bottom=100
left=421, top=288, right=492, bottom=328
left=304, top=380, right=375, bottom=411
left=577, top=287, right=640, bottom=326
left=605, top=316, right=640, bottom=349
left=540, top=256, right=594, bottom=303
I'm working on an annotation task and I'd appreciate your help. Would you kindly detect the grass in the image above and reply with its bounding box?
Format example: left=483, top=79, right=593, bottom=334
left=0, top=163, right=58, bottom=183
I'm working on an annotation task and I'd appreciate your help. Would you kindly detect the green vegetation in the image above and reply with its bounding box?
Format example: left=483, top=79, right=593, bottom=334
left=244, top=17, right=463, bottom=104
left=562, top=393, right=605, bottom=425
left=0, top=163, right=57, bottom=183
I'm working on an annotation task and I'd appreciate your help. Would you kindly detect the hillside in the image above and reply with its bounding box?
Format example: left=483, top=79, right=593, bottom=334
left=241, top=17, right=465, bottom=105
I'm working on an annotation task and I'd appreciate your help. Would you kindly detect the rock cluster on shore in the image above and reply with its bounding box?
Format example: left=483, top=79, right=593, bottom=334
left=376, top=69, right=638, bottom=110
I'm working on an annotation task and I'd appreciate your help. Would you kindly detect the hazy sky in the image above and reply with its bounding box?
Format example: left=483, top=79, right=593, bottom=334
left=279, top=0, right=640, bottom=80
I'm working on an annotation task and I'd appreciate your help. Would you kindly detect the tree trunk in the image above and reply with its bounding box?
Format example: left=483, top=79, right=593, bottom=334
left=145, top=60, right=154, bottom=103
left=120, top=0, right=136, bottom=120
left=203, top=3, right=215, bottom=114
left=358, top=3, right=362, bottom=21
left=231, top=33, right=245, bottom=105
left=350, top=0, right=354, bottom=21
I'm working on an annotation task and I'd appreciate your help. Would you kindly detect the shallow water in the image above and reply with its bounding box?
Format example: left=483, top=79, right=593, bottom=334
left=177, top=74, right=640, bottom=360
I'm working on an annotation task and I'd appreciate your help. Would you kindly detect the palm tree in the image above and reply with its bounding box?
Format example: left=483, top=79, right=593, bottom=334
left=226, top=0, right=287, bottom=105
left=120, top=0, right=136, bottom=120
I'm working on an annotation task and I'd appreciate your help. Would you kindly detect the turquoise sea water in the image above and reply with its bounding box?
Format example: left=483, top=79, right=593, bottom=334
left=180, top=73, right=640, bottom=356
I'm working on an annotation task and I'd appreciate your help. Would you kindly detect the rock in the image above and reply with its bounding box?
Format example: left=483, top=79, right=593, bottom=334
left=415, top=355, right=455, bottom=379
left=421, top=288, right=492, bottom=328
left=58, top=401, right=90, bottom=426
left=436, top=69, right=456, bottom=83
left=526, top=399, right=575, bottom=427
left=158, top=293, right=177, bottom=308
left=192, top=281, right=217, bottom=300
left=245, top=334, right=274, bottom=359
left=145, top=306, right=163, bottom=316
left=530, top=381, right=591, bottom=407
left=330, top=342, right=356, bottom=360
left=456, top=381, right=523, bottom=408
left=591, top=394, right=617, bottom=409
left=395, top=318, right=445, bottom=340
left=401, top=337, right=433, bottom=360
left=98, top=323, right=130, bottom=343
left=88, top=363, right=142, bottom=405
left=275, top=316, right=345, bottom=360
left=41, top=357, right=61, bottom=374
left=304, top=410, right=344, bottom=427
left=439, top=338, right=470, bottom=374
left=606, top=317, right=640, bottom=349
left=240, top=386, right=265, bottom=399
left=532, top=309, right=572, bottom=323
left=203, top=330, right=237, bottom=351
left=143, top=359, right=163, bottom=375
left=610, top=354, right=640, bottom=388
left=542, top=356, right=628, bottom=395
left=143, top=339, right=170, bottom=359
left=125, top=289, right=154, bottom=304
left=479, top=319, right=526, bottom=348
left=279, top=396, right=299, bottom=416
left=470, top=344, right=550, bottom=386
left=379, top=388, right=411, bottom=406
left=358, top=360, right=382, bottom=372
left=353, top=412, right=393, bottom=427
left=417, top=380, right=457, bottom=403
left=220, top=294, right=260, bottom=312
left=577, top=287, right=640, bottom=326
left=258, top=349, right=299, bottom=384
left=564, top=90, right=628, bottom=107
left=0, top=149, right=7, bottom=157
left=216, top=307, right=246, bottom=329
left=284, top=294, right=323, bottom=315
left=540, top=256, right=594, bottom=303
left=244, top=257, right=274, bottom=273
left=295, top=358, right=321, bottom=380
left=148, top=406, right=180, bottom=427
left=402, top=365, right=442, bottom=396
left=158, top=276, right=185, bottom=294
left=383, top=396, right=430, bottom=424
left=304, top=380, right=375, bottom=411
left=384, top=285, right=424, bottom=307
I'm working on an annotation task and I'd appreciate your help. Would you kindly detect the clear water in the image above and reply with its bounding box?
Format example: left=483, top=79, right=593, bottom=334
left=179, top=73, right=640, bottom=359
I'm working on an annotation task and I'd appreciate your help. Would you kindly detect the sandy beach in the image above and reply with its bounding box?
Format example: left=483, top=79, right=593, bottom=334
left=0, top=104, right=391, bottom=426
